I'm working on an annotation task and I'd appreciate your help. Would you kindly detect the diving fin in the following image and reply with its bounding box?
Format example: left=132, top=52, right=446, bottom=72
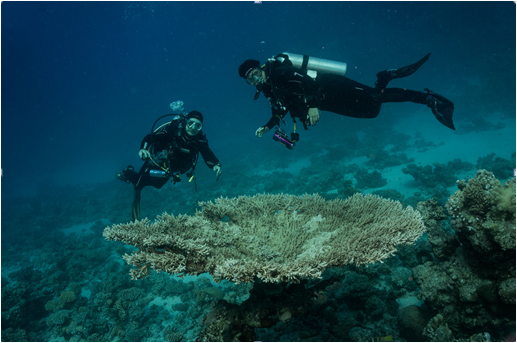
left=375, top=53, right=431, bottom=89
left=116, top=171, right=130, bottom=183
left=425, top=88, right=455, bottom=130
left=116, top=165, right=134, bottom=184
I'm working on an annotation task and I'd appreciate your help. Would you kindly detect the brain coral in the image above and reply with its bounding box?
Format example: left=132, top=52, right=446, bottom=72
left=104, top=193, right=425, bottom=284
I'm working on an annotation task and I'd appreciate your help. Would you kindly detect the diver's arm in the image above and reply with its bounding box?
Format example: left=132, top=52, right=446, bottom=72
left=264, top=106, right=288, bottom=130
left=264, top=114, right=280, bottom=130
left=139, top=134, right=153, bottom=150
left=198, top=137, right=220, bottom=169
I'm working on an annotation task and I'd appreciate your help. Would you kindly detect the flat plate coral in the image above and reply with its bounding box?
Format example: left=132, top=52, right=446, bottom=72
left=104, top=193, right=426, bottom=284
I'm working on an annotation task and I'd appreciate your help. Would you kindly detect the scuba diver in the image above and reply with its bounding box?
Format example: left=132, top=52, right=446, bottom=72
left=116, top=110, right=222, bottom=221
left=238, top=52, right=455, bottom=147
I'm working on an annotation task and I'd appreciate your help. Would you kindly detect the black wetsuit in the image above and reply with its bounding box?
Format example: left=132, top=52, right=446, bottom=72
left=124, top=116, right=220, bottom=220
left=258, top=58, right=429, bottom=130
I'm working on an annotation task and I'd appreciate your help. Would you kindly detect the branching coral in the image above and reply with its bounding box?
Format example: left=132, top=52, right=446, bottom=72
left=104, top=193, right=426, bottom=284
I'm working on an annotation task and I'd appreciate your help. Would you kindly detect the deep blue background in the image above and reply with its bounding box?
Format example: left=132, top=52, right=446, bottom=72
left=2, top=1, right=515, bottom=198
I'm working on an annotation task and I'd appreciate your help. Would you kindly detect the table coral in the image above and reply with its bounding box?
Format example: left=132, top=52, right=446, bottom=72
left=104, top=193, right=426, bottom=284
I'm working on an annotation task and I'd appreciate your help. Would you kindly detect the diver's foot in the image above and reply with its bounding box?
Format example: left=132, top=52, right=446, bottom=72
left=375, top=53, right=431, bottom=89
left=425, top=88, right=455, bottom=130
left=115, top=171, right=129, bottom=183
left=116, top=165, right=134, bottom=184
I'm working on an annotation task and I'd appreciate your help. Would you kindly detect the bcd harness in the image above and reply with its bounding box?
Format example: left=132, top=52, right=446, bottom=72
left=254, top=53, right=318, bottom=136
left=148, top=114, right=200, bottom=188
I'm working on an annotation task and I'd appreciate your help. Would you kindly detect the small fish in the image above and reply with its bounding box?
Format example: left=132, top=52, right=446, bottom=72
left=260, top=41, right=266, bottom=44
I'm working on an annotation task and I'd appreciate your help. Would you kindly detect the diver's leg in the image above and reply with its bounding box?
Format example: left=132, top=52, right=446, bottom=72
left=371, top=88, right=428, bottom=104
left=319, top=72, right=454, bottom=129
left=318, top=75, right=382, bottom=118
left=373, top=88, right=455, bottom=130
left=116, top=165, right=134, bottom=184
left=131, top=186, right=141, bottom=222
left=129, top=161, right=151, bottom=221
left=116, top=164, right=144, bottom=185
left=146, top=172, right=169, bottom=189
left=130, top=162, right=171, bottom=221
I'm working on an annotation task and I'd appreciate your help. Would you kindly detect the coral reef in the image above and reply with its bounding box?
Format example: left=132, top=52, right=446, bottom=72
left=411, top=170, right=516, bottom=339
left=476, top=152, right=515, bottom=180
left=2, top=109, right=515, bottom=342
left=414, top=137, right=444, bottom=152
left=402, top=162, right=457, bottom=188
left=447, top=170, right=516, bottom=265
left=195, top=278, right=345, bottom=341
left=402, top=158, right=474, bottom=190
left=2, top=175, right=514, bottom=342
left=354, top=169, right=388, bottom=189
left=447, top=158, right=475, bottom=173
left=422, top=313, right=455, bottom=341
left=416, top=199, right=458, bottom=261
left=398, top=304, right=431, bottom=341
left=337, top=179, right=362, bottom=199
left=457, top=116, right=506, bottom=134
left=363, top=148, right=415, bottom=169
left=372, top=188, right=405, bottom=204
left=104, top=193, right=426, bottom=284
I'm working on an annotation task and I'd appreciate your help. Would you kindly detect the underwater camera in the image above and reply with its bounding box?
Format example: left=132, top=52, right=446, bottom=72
left=273, top=130, right=296, bottom=150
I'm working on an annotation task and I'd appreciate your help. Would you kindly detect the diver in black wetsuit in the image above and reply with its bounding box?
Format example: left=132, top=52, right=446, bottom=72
left=116, top=111, right=222, bottom=221
left=238, top=53, right=455, bottom=140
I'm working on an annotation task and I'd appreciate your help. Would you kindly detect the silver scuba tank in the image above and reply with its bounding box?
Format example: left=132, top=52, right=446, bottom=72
left=277, top=52, right=347, bottom=79
left=150, top=170, right=168, bottom=178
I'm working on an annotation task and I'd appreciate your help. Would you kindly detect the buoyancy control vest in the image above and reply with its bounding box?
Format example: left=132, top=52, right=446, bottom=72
left=149, top=114, right=200, bottom=179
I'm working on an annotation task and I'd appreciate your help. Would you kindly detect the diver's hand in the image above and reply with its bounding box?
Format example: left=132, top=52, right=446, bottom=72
left=255, top=126, right=270, bottom=137
left=138, top=149, right=151, bottom=160
left=213, top=164, right=222, bottom=180
left=308, top=108, right=320, bottom=126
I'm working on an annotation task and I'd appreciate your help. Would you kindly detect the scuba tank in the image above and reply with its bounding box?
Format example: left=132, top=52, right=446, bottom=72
left=149, top=170, right=168, bottom=178
left=276, top=52, right=347, bottom=79
left=261, top=53, right=348, bottom=147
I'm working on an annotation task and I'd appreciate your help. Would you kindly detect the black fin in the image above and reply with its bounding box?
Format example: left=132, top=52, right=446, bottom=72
left=116, top=171, right=130, bottom=183
left=376, top=53, right=431, bottom=89
left=425, top=88, right=455, bottom=130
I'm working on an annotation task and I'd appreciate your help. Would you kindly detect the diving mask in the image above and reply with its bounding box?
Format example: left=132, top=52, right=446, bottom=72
left=186, top=118, right=203, bottom=132
left=246, top=68, right=263, bottom=85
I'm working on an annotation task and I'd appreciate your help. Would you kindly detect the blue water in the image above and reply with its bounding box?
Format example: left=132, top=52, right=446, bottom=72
left=2, top=2, right=515, bottom=342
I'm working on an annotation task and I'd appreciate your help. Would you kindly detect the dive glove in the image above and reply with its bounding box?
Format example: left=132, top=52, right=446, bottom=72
left=255, top=126, right=270, bottom=137
left=139, top=149, right=151, bottom=160
left=308, top=108, right=320, bottom=126
left=213, top=164, right=222, bottom=179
